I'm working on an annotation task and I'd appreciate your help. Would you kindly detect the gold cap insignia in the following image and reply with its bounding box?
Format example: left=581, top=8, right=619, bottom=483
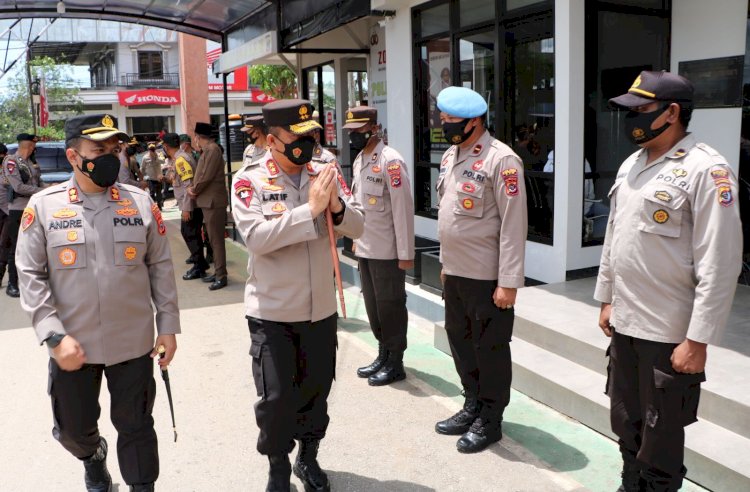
left=102, top=115, right=114, bottom=128
left=299, top=105, right=309, bottom=120
left=631, top=75, right=642, bottom=89
left=347, top=111, right=354, bottom=120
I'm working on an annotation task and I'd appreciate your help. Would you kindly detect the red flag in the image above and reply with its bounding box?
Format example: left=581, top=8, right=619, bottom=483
left=39, top=78, right=49, bottom=127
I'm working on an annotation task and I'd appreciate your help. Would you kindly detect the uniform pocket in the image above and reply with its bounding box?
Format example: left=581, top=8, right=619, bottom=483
left=249, top=342, right=266, bottom=398
left=651, top=367, right=705, bottom=428
left=113, top=226, right=147, bottom=266
left=362, top=180, right=385, bottom=212
left=453, top=181, right=485, bottom=218
left=48, top=229, right=87, bottom=270
left=638, top=188, right=687, bottom=238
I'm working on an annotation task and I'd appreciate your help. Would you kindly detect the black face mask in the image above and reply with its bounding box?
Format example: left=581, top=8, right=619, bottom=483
left=350, top=131, right=372, bottom=151
left=442, top=118, right=475, bottom=145
left=77, top=152, right=121, bottom=188
left=624, top=104, right=672, bottom=145
left=276, top=136, right=316, bottom=166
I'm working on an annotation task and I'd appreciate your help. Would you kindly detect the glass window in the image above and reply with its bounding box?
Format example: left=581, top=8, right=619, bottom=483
left=461, top=0, right=495, bottom=27
left=322, top=64, right=337, bottom=147
left=306, top=69, right=319, bottom=112
left=138, top=51, right=163, bottom=78
left=459, top=31, right=496, bottom=131
left=348, top=71, right=368, bottom=107
left=507, top=0, right=546, bottom=11
left=420, top=3, right=450, bottom=37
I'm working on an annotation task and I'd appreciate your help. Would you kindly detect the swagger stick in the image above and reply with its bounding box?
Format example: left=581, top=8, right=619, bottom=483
left=326, top=207, right=347, bottom=319
left=157, top=345, right=178, bottom=442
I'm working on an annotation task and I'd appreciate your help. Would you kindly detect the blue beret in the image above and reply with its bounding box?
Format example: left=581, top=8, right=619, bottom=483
left=436, top=86, right=487, bottom=118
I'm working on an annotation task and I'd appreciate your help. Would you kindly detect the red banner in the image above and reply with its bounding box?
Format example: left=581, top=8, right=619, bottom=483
left=39, top=78, right=49, bottom=127
left=249, top=88, right=276, bottom=103
left=118, top=89, right=181, bottom=106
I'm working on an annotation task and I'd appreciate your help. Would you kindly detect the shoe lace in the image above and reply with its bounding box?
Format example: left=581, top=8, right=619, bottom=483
left=468, top=417, right=485, bottom=435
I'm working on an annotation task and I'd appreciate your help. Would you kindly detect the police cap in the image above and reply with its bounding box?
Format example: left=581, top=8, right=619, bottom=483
left=163, top=133, right=180, bottom=148
left=64, top=114, right=128, bottom=145
left=148, top=143, right=156, bottom=150
left=437, top=87, right=488, bottom=119
left=262, top=99, right=322, bottom=135
left=343, top=106, right=377, bottom=130
left=610, top=70, right=694, bottom=109
left=242, top=114, right=266, bottom=132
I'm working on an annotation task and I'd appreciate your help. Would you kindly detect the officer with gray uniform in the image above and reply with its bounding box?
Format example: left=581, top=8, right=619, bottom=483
left=0, top=142, right=10, bottom=287
left=140, top=143, right=164, bottom=209
left=434, top=86, right=527, bottom=454
left=163, top=132, right=209, bottom=279
left=16, top=114, right=180, bottom=492
left=2, top=133, right=44, bottom=297
left=241, top=114, right=269, bottom=166
left=231, top=99, right=364, bottom=492
left=344, top=106, right=415, bottom=386
left=597, top=71, right=742, bottom=492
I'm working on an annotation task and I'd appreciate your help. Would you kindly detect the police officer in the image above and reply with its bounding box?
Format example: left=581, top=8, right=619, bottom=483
left=163, top=132, right=209, bottom=279
left=188, top=122, right=228, bottom=291
left=179, top=134, right=200, bottom=162
left=0, top=142, right=9, bottom=287
left=140, top=143, right=164, bottom=209
left=597, top=71, right=742, bottom=492
left=433, top=86, right=527, bottom=454
left=119, top=141, right=148, bottom=189
left=15, top=114, right=180, bottom=492
left=344, top=106, right=415, bottom=386
left=2, top=132, right=44, bottom=297
left=231, top=99, right=364, bottom=492
left=241, top=114, right=269, bottom=166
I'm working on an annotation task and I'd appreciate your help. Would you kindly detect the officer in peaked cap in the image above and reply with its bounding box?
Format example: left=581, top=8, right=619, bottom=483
left=597, top=71, right=742, bottom=492
left=187, top=121, right=228, bottom=290
left=231, top=99, right=364, bottom=492
left=433, top=86, right=527, bottom=454
left=0, top=141, right=11, bottom=289
left=344, top=106, right=415, bottom=386
left=241, top=114, right=269, bottom=168
left=15, top=113, right=180, bottom=492
left=1, top=132, right=43, bottom=297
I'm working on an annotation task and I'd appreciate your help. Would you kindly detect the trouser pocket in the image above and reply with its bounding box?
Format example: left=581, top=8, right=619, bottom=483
left=249, top=342, right=266, bottom=398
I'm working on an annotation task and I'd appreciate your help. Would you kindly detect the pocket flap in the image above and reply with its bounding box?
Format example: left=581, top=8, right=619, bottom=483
left=249, top=343, right=262, bottom=358
left=362, top=180, right=384, bottom=197
left=641, top=188, right=688, bottom=210
left=653, top=367, right=706, bottom=389
left=48, top=229, right=85, bottom=247
left=113, top=226, right=147, bottom=243
left=458, top=181, right=484, bottom=198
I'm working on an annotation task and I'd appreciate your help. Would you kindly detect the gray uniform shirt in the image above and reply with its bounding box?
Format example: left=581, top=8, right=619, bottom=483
left=0, top=164, right=8, bottom=214
left=242, top=143, right=267, bottom=168
left=140, top=153, right=163, bottom=181
left=2, top=152, right=44, bottom=210
left=351, top=140, right=415, bottom=261
left=594, top=134, right=742, bottom=345
left=168, top=150, right=197, bottom=212
left=231, top=151, right=365, bottom=322
left=437, top=131, right=528, bottom=287
left=118, top=153, right=141, bottom=188
left=16, top=178, right=181, bottom=365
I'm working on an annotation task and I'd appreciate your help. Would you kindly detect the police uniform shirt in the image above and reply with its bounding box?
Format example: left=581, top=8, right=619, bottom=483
left=594, top=134, right=742, bottom=345
left=231, top=151, right=365, bottom=322
left=242, top=143, right=267, bottom=169
left=140, top=153, right=163, bottom=181
left=2, top=152, right=44, bottom=210
left=437, top=130, right=527, bottom=287
left=0, top=168, right=9, bottom=214
left=351, top=140, right=415, bottom=261
left=169, top=149, right=197, bottom=212
left=16, top=179, right=181, bottom=365
left=117, top=154, right=141, bottom=188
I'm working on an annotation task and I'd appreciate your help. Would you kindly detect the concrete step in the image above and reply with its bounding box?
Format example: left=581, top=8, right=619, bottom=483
left=435, top=324, right=750, bottom=492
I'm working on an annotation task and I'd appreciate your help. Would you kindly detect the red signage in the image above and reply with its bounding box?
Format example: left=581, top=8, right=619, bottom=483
left=207, top=47, right=249, bottom=92
left=118, top=89, right=181, bottom=106
left=249, top=88, right=276, bottom=103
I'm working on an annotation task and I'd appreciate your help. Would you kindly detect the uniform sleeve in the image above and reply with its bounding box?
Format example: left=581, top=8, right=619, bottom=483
left=192, top=146, right=221, bottom=196
left=384, top=158, right=415, bottom=260
left=16, top=198, right=66, bottom=343
left=593, top=210, right=616, bottom=304
left=685, top=165, right=743, bottom=344
left=494, top=155, right=527, bottom=288
left=332, top=166, right=364, bottom=239
left=175, top=157, right=195, bottom=212
left=231, top=175, right=319, bottom=255
left=118, top=160, right=141, bottom=188
left=139, top=157, right=149, bottom=178
left=144, top=197, right=181, bottom=335
left=5, top=159, right=44, bottom=196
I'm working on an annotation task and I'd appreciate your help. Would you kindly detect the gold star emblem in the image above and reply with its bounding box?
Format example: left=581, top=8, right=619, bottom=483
left=102, top=115, right=114, bottom=128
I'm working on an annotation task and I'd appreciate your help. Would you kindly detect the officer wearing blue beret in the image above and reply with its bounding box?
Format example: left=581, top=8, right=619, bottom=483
left=433, top=86, right=528, bottom=454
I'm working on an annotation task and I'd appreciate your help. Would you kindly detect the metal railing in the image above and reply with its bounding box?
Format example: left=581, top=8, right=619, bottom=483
left=121, top=73, right=179, bottom=88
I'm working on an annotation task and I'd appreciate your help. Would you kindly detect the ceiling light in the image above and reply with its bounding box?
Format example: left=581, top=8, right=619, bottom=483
left=56, top=1, right=66, bottom=14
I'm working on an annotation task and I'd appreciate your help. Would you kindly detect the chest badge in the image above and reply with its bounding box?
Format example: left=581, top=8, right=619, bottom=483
left=53, top=208, right=77, bottom=219
left=368, top=197, right=378, bottom=205
left=372, top=165, right=381, bottom=173
left=653, top=209, right=669, bottom=224
left=271, top=203, right=287, bottom=213
left=116, top=207, right=139, bottom=217
left=671, top=168, right=688, bottom=179
left=124, top=246, right=137, bottom=260
left=462, top=198, right=475, bottom=210
left=654, top=190, right=672, bottom=203
left=59, top=247, right=77, bottom=266
left=67, top=231, right=78, bottom=242
left=472, top=160, right=483, bottom=171
left=461, top=182, right=477, bottom=194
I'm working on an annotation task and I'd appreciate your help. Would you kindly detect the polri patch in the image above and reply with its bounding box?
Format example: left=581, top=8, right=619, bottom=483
left=6, top=160, right=16, bottom=174
left=717, top=185, right=734, bottom=207
left=234, top=179, right=254, bottom=208
left=59, top=247, right=77, bottom=266
left=653, top=209, right=669, bottom=224
left=502, top=168, right=519, bottom=197
left=21, top=207, right=35, bottom=231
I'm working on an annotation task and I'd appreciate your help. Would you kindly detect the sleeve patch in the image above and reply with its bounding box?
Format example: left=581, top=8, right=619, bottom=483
left=151, top=203, right=166, bottom=235
left=21, top=207, right=35, bottom=231
left=502, top=168, right=519, bottom=196
left=387, top=161, right=402, bottom=188
left=337, top=173, right=352, bottom=196
left=234, top=178, right=254, bottom=207
left=6, top=161, right=16, bottom=174
left=175, top=157, right=194, bottom=180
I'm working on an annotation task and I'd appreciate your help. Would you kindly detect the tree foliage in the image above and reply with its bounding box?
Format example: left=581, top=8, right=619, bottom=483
left=248, top=65, right=298, bottom=99
left=0, top=56, right=83, bottom=144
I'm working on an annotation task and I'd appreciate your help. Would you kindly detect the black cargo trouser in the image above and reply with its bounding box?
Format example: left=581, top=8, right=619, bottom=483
left=6, top=209, right=22, bottom=286
left=358, top=258, right=408, bottom=353
left=181, top=207, right=209, bottom=271
left=48, top=353, right=158, bottom=485
left=147, top=180, right=163, bottom=208
left=247, top=314, right=338, bottom=455
left=0, top=209, right=11, bottom=268
left=443, top=275, right=514, bottom=421
left=607, top=331, right=705, bottom=491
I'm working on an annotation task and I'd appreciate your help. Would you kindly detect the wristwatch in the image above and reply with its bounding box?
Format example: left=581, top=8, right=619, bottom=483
left=331, top=198, right=346, bottom=224
left=44, top=333, right=66, bottom=348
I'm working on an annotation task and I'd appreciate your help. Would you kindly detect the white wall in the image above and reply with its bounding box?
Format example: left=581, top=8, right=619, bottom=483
left=671, top=0, right=748, bottom=172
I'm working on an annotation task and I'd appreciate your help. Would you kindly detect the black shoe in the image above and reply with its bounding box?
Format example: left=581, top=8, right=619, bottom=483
left=129, top=484, right=154, bottom=492
left=202, top=274, right=216, bottom=283
left=456, top=417, right=503, bottom=453
left=436, top=395, right=479, bottom=435
left=368, top=351, right=406, bottom=386
left=182, top=267, right=207, bottom=281
left=293, top=439, right=330, bottom=492
left=357, top=344, right=388, bottom=378
left=83, top=437, right=112, bottom=492
left=6, top=283, right=20, bottom=298
left=267, top=454, right=291, bottom=492
left=185, top=257, right=195, bottom=264
left=208, top=277, right=228, bottom=291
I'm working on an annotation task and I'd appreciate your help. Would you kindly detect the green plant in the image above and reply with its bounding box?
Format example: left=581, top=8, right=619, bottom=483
left=248, top=65, right=298, bottom=99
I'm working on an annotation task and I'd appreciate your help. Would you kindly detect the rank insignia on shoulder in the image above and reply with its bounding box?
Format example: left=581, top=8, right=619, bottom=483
left=314, top=147, right=322, bottom=156
left=110, top=187, right=120, bottom=201
left=68, top=187, right=80, bottom=203
left=53, top=208, right=77, bottom=219
left=266, top=160, right=280, bottom=176
left=671, top=168, right=687, bottom=179
left=59, top=247, right=77, bottom=266
left=371, top=153, right=378, bottom=161
left=653, top=209, right=669, bottom=224
left=717, top=185, right=734, bottom=207
left=234, top=179, right=254, bottom=207
left=654, top=190, right=672, bottom=203
left=472, top=160, right=483, bottom=171
left=471, top=144, right=483, bottom=156
left=674, top=148, right=687, bottom=157
left=151, top=204, right=166, bottom=236
left=21, top=207, right=35, bottom=231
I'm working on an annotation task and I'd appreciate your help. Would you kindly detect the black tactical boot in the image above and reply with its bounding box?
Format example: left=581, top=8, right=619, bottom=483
left=456, top=417, right=503, bottom=453
left=293, top=439, right=330, bottom=492
left=357, top=343, right=388, bottom=378
left=616, top=461, right=643, bottom=492
left=0, top=264, right=6, bottom=287
left=83, top=437, right=112, bottom=492
left=266, top=454, right=291, bottom=492
left=368, top=351, right=406, bottom=386
left=129, top=484, right=154, bottom=492
left=435, top=395, right=479, bottom=435
left=6, top=282, right=19, bottom=298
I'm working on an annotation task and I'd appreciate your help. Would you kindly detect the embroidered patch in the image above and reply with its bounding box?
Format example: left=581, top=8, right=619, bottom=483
left=68, top=188, right=80, bottom=203
left=654, top=190, right=672, bottom=203
left=674, top=148, right=686, bottom=157
left=337, top=173, right=352, bottom=196
left=117, top=199, right=133, bottom=207
left=53, top=208, right=77, bottom=219
left=462, top=198, right=474, bottom=209
left=390, top=176, right=401, bottom=188
left=372, top=165, right=381, bottom=173
left=116, top=207, right=139, bottom=217
left=461, top=182, right=477, bottom=194
left=368, top=197, right=377, bottom=205
left=21, top=207, right=35, bottom=231
left=471, top=144, right=483, bottom=156
left=86, top=161, right=95, bottom=172
left=6, top=160, right=16, bottom=174
left=271, top=202, right=287, bottom=213
left=67, top=231, right=78, bottom=242
left=292, top=147, right=303, bottom=158
left=472, top=160, right=483, bottom=171
left=124, top=246, right=137, bottom=260
left=653, top=209, right=669, bottom=224
left=234, top=179, right=254, bottom=208
left=502, top=168, right=519, bottom=196
left=59, top=247, right=77, bottom=266
left=710, top=169, right=729, bottom=181
left=387, top=163, right=401, bottom=174
left=717, top=185, right=734, bottom=207
left=671, top=168, right=687, bottom=179
left=266, top=160, right=280, bottom=176
left=151, top=204, right=166, bottom=236
left=110, top=187, right=120, bottom=201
